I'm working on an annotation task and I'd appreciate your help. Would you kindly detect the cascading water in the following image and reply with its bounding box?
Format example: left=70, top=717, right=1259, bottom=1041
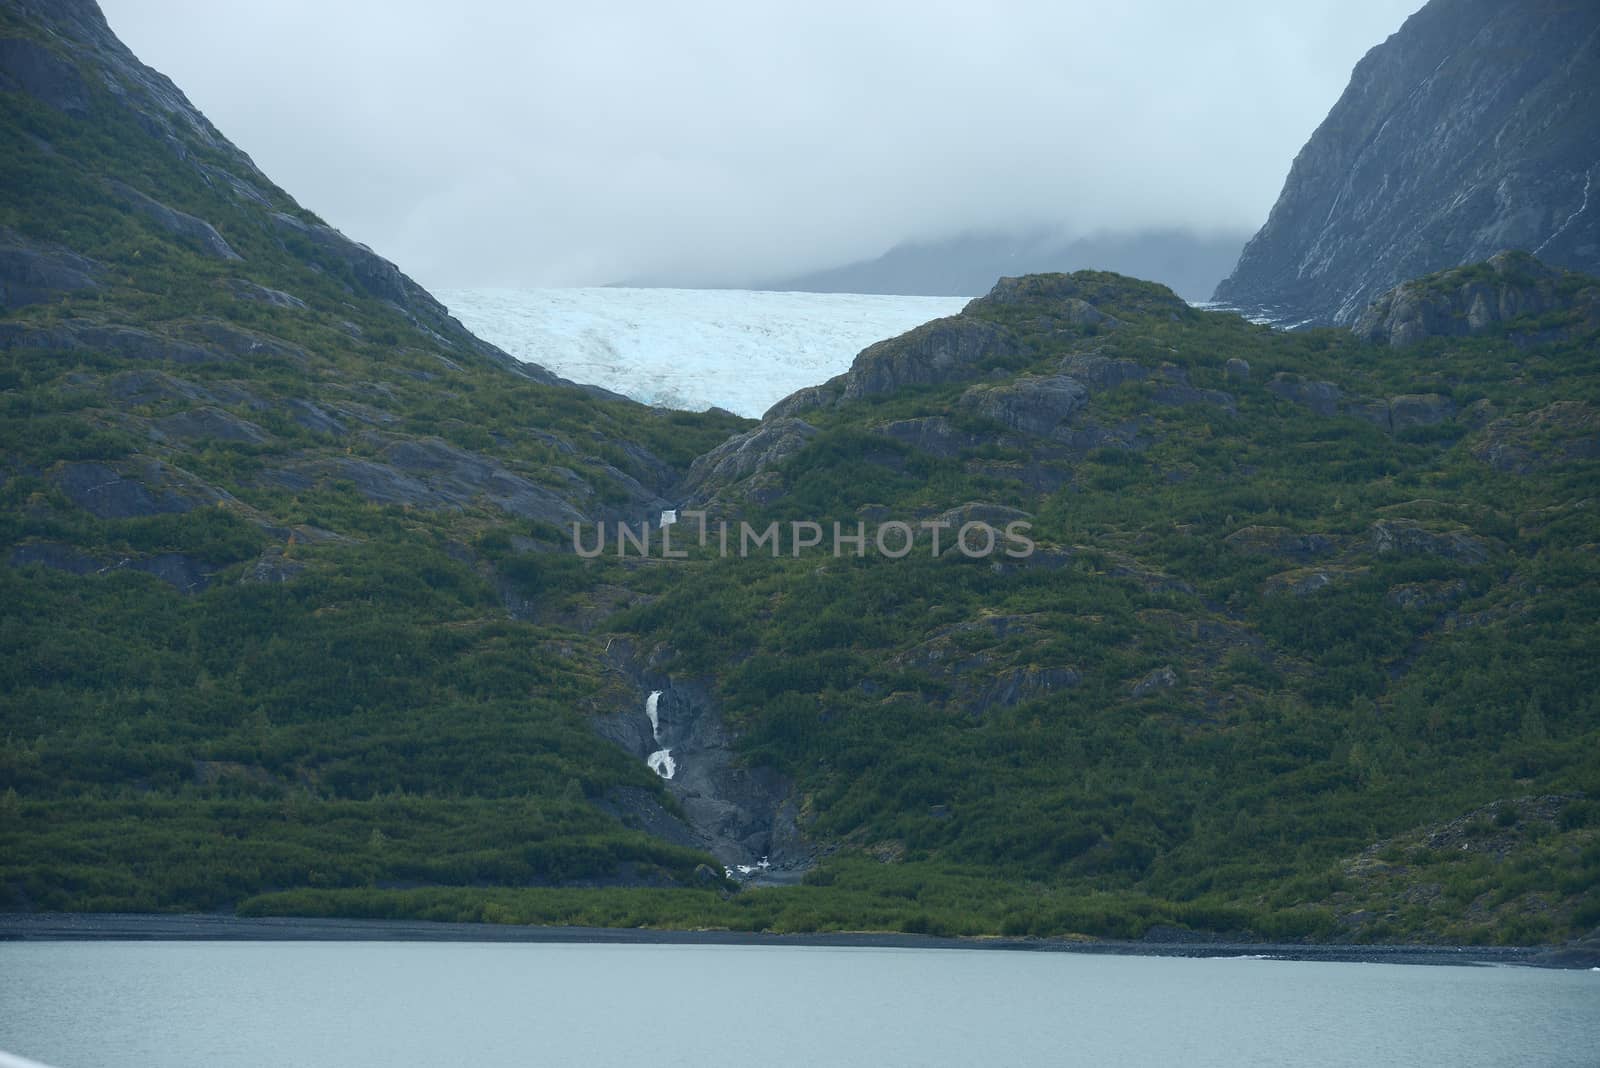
left=643, top=689, right=675, bottom=779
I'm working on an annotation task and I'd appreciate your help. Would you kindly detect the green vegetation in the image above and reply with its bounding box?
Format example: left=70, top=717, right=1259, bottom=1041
left=1, top=7, right=1597, bottom=945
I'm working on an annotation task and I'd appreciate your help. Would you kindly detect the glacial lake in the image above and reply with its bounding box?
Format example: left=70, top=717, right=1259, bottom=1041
left=2, top=942, right=1595, bottom=1067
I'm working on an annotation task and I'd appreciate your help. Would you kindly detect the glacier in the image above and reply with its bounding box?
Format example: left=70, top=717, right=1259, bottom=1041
left=438, top=287, right=967, bottom=418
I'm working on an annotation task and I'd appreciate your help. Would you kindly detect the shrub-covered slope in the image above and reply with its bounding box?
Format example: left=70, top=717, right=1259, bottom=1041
left=601, top=267, right=1600, bottom=943
left=3, top=0, right=1597, bottom=945
left=0, top=0, right=750, bottom=909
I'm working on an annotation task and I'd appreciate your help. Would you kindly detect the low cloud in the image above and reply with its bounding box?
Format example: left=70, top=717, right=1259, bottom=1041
left=105, top=0, right=1420, bottom=288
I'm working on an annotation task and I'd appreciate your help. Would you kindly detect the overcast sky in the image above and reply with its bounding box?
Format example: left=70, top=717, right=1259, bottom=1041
left=102, top=0, right=1421, bottom=291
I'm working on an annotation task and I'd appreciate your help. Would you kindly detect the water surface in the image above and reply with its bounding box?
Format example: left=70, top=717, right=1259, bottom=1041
left=2, top=942, right=1594, bottom=1067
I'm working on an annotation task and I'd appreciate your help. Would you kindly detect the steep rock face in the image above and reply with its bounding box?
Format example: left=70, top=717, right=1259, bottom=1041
left=1214, top=0, right=1600, bottom=326
left=589, top=659, right=808, bottom=876
left=1353, top=251, right=1600, bottom=345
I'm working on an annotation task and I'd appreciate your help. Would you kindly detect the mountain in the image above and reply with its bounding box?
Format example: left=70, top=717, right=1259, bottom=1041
left=758, top=229, right=1247, bottom=302
left=0, top=0, right=765, bottom=902
left=4, top=0, right=1599, bottom=948
left=1214, top=0, right=1600, bottom=326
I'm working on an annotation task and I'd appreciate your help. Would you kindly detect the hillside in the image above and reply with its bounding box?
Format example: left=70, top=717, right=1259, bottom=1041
left=4, top=0, right=1599, bottom=947
left=1213, top=0, right=1600, bottom=326
left=0, top=0, right=754, bottom=905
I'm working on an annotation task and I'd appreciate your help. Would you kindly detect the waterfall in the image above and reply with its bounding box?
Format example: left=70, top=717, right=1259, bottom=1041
left=644, top=689, right=674, bottom=780
left=647, top=749, right=676, bottom=779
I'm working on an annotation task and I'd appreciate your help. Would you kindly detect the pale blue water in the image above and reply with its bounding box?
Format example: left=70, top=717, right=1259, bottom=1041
left=1, top=942, right=1595, bottom=1067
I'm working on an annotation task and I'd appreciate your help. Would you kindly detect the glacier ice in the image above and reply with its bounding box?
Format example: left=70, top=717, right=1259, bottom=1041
left=438, top=286, right=967, bottom=418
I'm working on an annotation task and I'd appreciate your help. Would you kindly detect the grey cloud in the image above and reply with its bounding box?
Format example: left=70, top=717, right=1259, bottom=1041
left=102, top=0, right=1421, bottom=289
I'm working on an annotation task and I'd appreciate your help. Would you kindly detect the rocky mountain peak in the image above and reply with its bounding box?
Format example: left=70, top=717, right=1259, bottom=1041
left=1213, top=0, right=1600, bottom=327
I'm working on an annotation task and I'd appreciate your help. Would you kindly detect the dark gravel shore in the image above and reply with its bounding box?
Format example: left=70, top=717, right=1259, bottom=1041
left=2, top=913, right=1592, bottom=968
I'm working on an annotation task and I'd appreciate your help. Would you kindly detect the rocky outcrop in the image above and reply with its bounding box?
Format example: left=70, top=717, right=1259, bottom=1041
left=1353, top=253, right=1600, bottom=346
left=1056, top=354, right=1147, bottom=392
left=0, top=35, right=89, bottom=114
left=0, top=320, right=219, bottom=364
left=679, top=417, right=818, bottom=507
left=105, top=179, right=241, bottom=260
left=1470, top=401, right=1600, bottom=474
left=1369, top=394, right=1456, bottom=433
left=762, top=272, right=1180, bottom=420
left=1214, top=0, right=1600, bottom=326
left=278, top=438, right=593, bottom=525
left=239, top=548, right=306, bottom=585
left=591, top=672, right=808, bottom=874
left=154, top=406, right=272, bottom=445
left=9, top=540, right=213, bottom=593
left=841, top=316, right=1021, bottom=402
left=1268, top=373, right=1458, bottom=436
left=52, top=459, right=229, bottom=519
left=877, top=416, right=986, bottom=459
left=978, top=666, right=1081, bottom=712
left=958, top=374, right=1087, bottom=437
left=226, top=278, right=307, bottom=310
left=0, top=229, right=101, bottom=309
left=1368, top=519, right=1488, bottom=564
left=1262, top=566, right=1369, bottom=597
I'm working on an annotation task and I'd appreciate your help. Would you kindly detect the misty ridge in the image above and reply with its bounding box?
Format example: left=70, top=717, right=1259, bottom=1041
left=99, top=0, right=1425, bottom=296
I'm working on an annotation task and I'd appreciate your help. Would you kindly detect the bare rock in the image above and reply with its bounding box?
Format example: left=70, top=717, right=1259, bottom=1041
left=959, top=374, right=1088, bottom=437
left=842, top=317, right=1022, bottom=401
left=239, top=549, right=306, bottom=585
left=52, top=459, right=225, bottom=518
left=0, top=320, right=215, bottom=364
left=1057, top=354, right=1148, bottom=392
left=155, top=406, right=271, bottom=445
left=1354, top=253, right=1599, bottom=346
left=978, top=665, right=1081, bottom=711
left=763, top=379, right=844, bottom=421
left=0, top=228, right=101, bottom=309
left=106, top=179, right=241, bottom=260
left=680, top=418, right=818, bottom=506
left=1263, top=566, right=1368, bottom=597
left=284, top=399, right=346, bottom=437
left=878, top=416, right=987, bottom=458
left=227, top=278, right=306, bottom=310
left=0, top=37, right=89, bottom=114
left=1369, top=519, right=1488, bottom=563
left=1470, top=401, right=1599, bottom=474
